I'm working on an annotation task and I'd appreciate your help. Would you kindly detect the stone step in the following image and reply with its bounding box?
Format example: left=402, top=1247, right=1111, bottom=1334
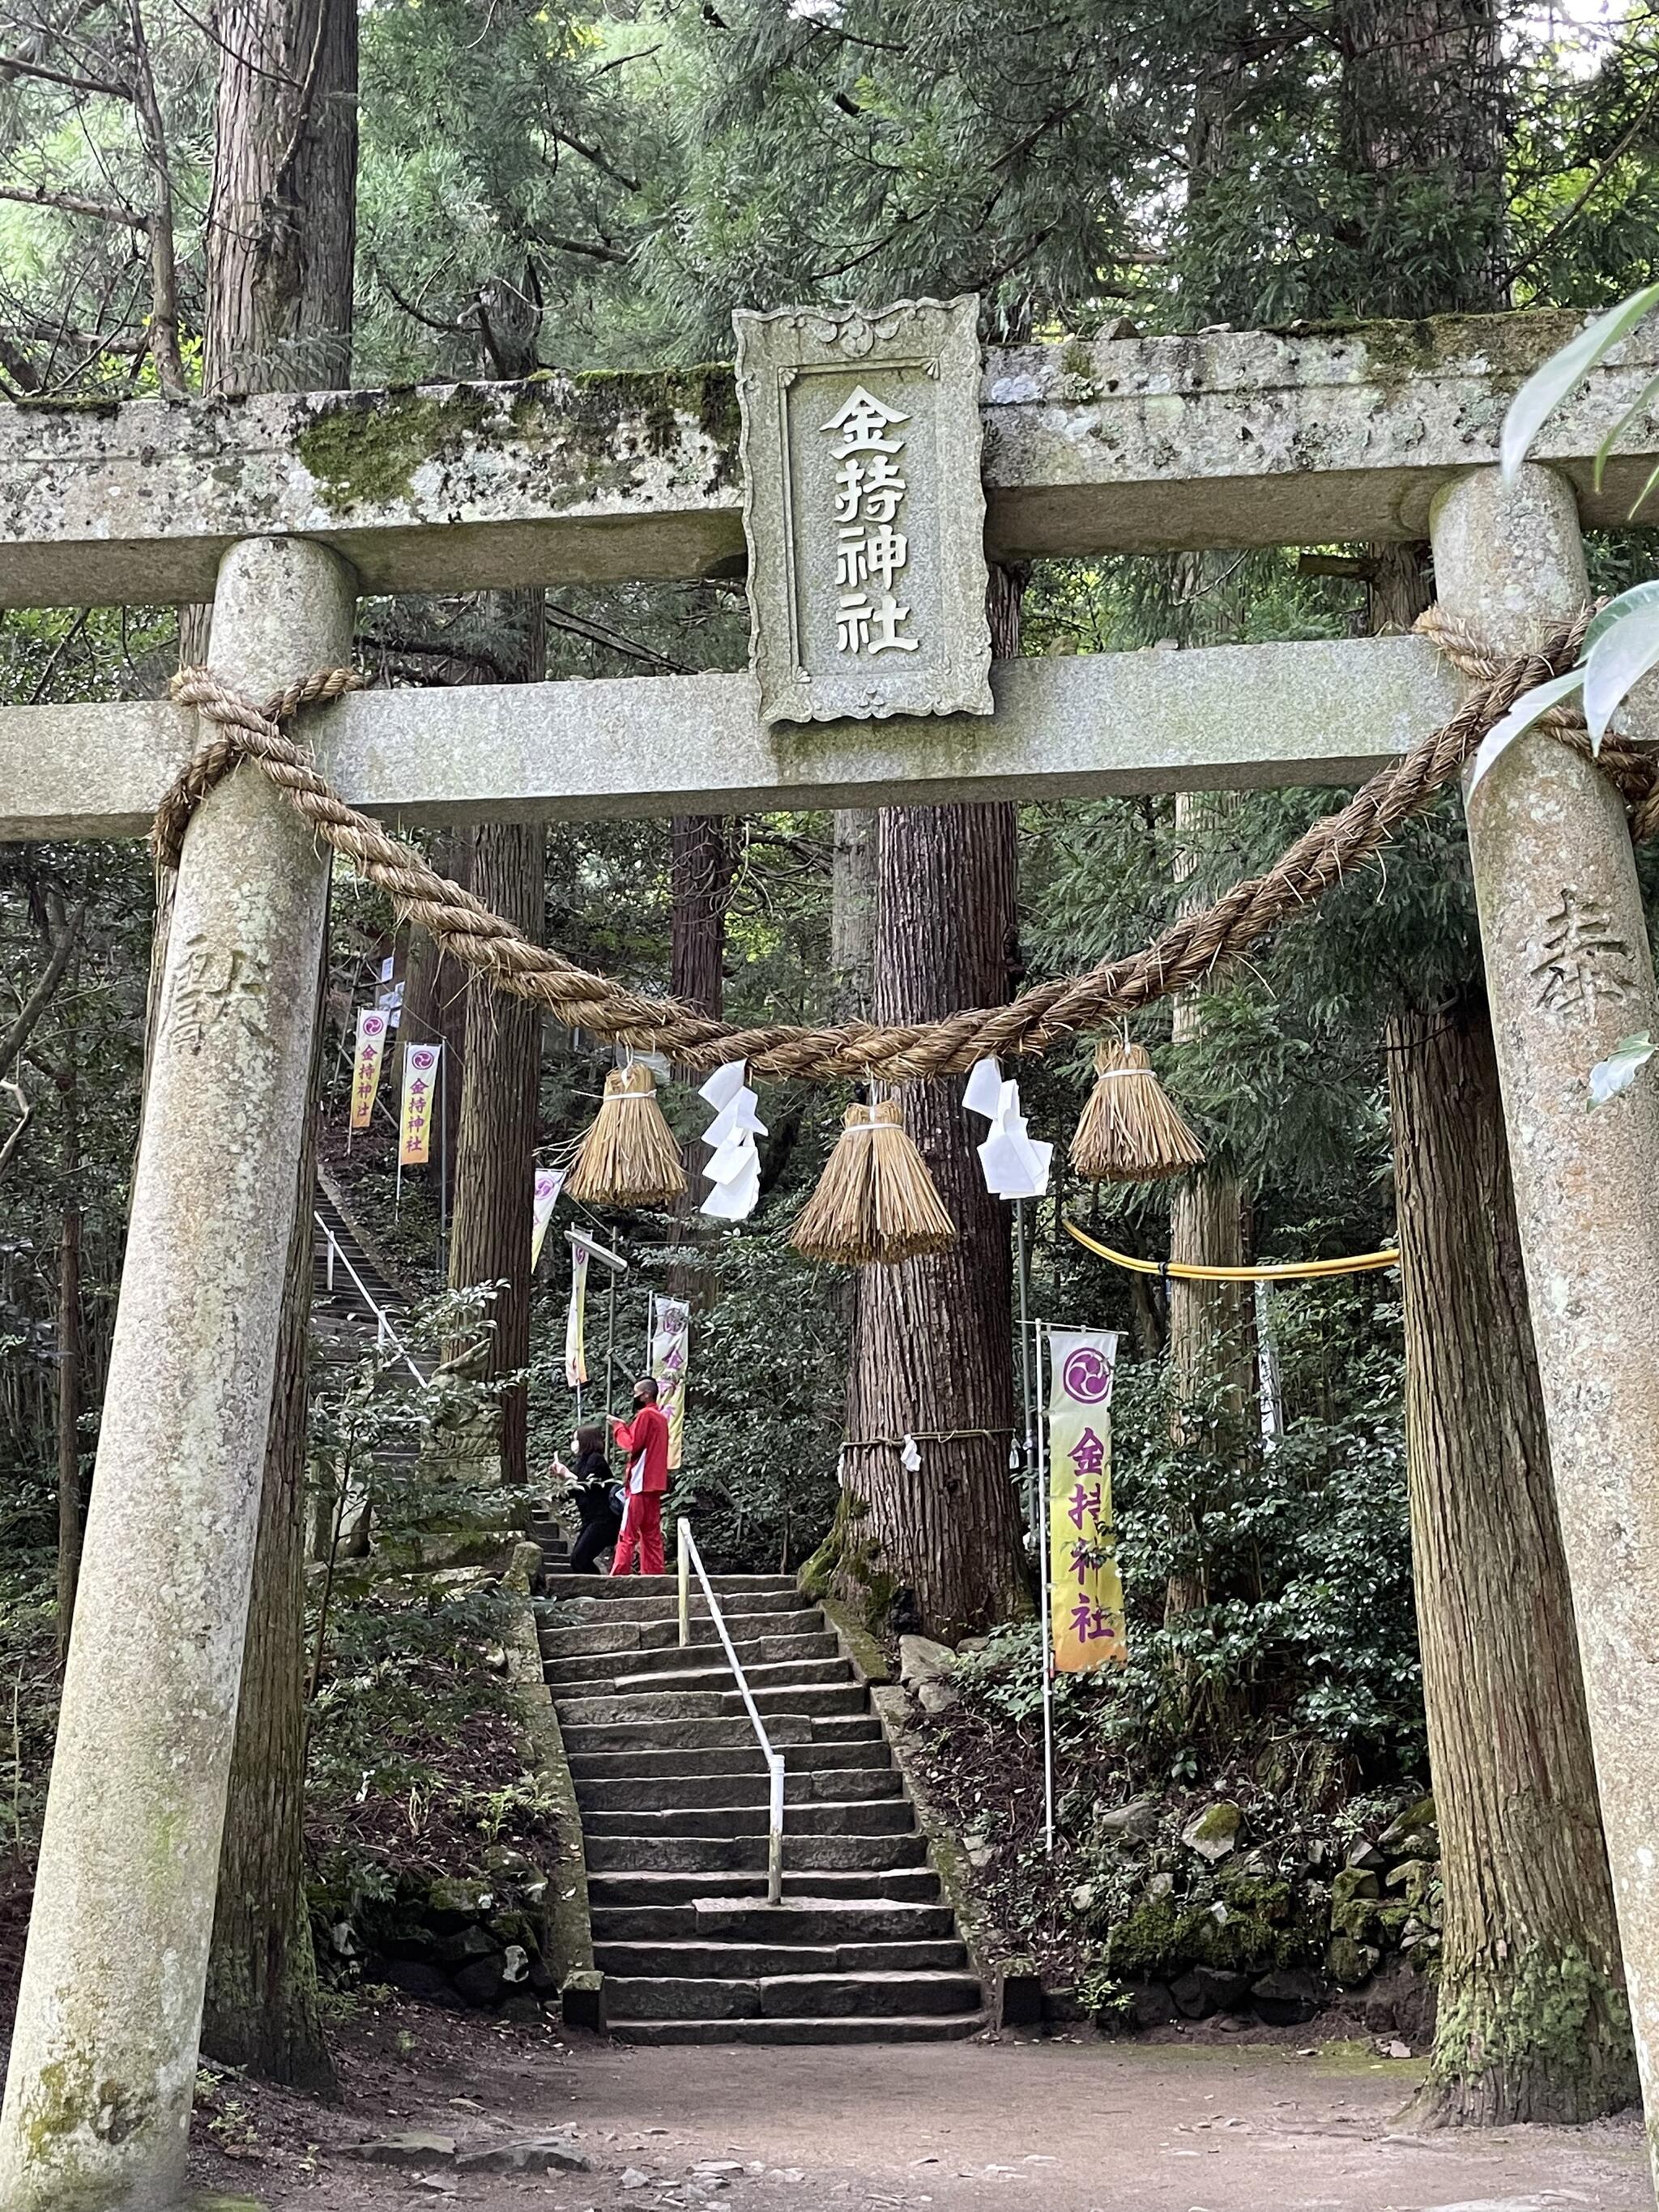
left=597, top=1937, right=967, bottom=1979
left=566, top=1740, right=890, bottom=1782
left=579, top=1798, right=915, bottom=1842
left=559, top=1714, right=882, bottom=1758
left=542, top=1632, right=838, bottom=1688
left=585, top=1867, right=942, bottom=1908
left=543, top=1572, right=800, bottom=1600
left=552, top=1681, right=867, bottom=1728
left=610, top=2011, right=987, bottom=2047
left=583, top=1832, right=928, bottom=1875
left=590, top=1898, right=957, bottom=1946
left=605, top=1969, right=983, bottom=2022
left=574, top=1767, right=902, bottom=1813
left=605, top=1656, right=853, bottom=1699
left=541, top=1609, right=825, bottom=1659
left=541, top=1588, right=806, bottom=1623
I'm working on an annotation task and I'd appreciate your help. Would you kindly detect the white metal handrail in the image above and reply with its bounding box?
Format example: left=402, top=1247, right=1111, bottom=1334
left=677, top=1519, right=786, bottom=1907
left=314, top=1213, right=427, bottom=1387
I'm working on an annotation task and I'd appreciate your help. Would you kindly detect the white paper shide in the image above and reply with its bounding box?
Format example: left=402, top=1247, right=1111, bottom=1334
left=699, top=1059, right=767, bottom=1221
left=964, top=1055, right=1051, bottom=1200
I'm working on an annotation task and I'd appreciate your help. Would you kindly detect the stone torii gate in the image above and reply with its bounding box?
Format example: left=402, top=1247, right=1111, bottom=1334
left=4, top=302, right=1659, bottom=2209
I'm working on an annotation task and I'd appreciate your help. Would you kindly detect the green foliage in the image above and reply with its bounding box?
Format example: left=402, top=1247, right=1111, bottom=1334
left=954, top=1273, right=1420, bottom=1775
left=663, top=1225, right=847, bottom=1574
left=303, top=1288, right=552, bottom=1952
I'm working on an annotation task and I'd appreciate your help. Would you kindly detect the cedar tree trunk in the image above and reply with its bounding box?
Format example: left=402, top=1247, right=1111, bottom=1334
left=838, top=569, right=1027, bottom=1639
left=198, top=0, right=358, bottom=2092
left=1389, top=1001, right=1634, bottom=2123
left=54, top=986, right=82, bottom=1662
left=449, top=810, right=545, bottom=1485
left=1166, top=786, right=1255, bottom=1627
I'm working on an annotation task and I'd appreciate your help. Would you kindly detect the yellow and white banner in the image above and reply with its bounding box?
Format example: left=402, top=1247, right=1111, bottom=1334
left=651, top=1295, right=690, bottom=1471
left=399, top=1042, right=441, bottom=1167
left=565, top=1240, right=590, bottom=1390
left=350, top=1007, right=390, bottom=1132
left=531, top=1166, right=565, bottom=1271
left=1047, top=1328, right=1127, bottom=1673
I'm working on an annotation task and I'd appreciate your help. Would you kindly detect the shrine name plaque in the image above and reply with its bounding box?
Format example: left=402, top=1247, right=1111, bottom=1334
left=736, top=296, right=993, bottom=728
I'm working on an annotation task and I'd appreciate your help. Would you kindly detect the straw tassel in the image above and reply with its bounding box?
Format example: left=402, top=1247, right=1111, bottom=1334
left=790, top=1099, right=956, bottom=1267
left=1069, top=1036, right=1205, bottom=1183
left=565, top=1061, right=687, bottom=1207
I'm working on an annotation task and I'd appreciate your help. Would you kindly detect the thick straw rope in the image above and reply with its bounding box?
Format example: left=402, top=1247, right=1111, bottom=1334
left=157, top=604, right=1651, bottom=1081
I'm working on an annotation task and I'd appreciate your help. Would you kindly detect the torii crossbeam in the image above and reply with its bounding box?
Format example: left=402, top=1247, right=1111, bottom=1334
left=3, top=307, right=1659, bottom=2210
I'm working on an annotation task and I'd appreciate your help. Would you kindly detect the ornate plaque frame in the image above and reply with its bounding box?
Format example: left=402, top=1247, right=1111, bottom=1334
left=735, top=296, right=993, bottom=728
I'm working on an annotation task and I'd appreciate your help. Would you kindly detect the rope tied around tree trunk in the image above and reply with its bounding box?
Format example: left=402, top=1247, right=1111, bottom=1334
left=155, top=603, right=1650, bottom=1083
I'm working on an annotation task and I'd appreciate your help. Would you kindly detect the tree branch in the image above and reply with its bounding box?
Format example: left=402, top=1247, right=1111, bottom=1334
left=535, top=228, right=632, bottom=264
left=373, top=261, right=475, bottom=336
left=0, top=903, right=86, bottom=1083
left=125, top=0, right=188, bottom=396
left=0, top=180, right=137, bottom=225
left=544, top=599, right=687, bottom=672
left=0, top=1078, right=32, bottom=1183
left=1503, top=67, right=1659, bottom=288
left=544, top=120, right=640, bottom=195
left=0, top=51, right=130, bottom=98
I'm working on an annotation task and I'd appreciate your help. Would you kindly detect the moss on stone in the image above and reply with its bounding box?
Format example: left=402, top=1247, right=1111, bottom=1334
left=1326, top=1935, right=1381, bottom=1988
left=1269, top=309, right=1584, bottom=392
left=817, top=1593, right=892, bottom=1685
left=294, top=389, right=497, bottom=509
left=559, top=364, right=740, bottom=479
left=1105, top=1877, right=1312, bottom=1983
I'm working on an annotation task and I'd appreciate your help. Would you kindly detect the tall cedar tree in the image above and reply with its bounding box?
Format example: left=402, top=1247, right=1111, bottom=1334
left=1336, top=0, right=1635, bottom=2124
left=840, top=569, right=1028, bottom=1638
left=197, top=0, right=358, bottom=2093
left=446, top=275, right=548, bottom=1485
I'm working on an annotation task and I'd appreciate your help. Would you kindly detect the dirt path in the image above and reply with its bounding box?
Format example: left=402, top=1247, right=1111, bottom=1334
left=190, top=2005, right=1650, bottom=2212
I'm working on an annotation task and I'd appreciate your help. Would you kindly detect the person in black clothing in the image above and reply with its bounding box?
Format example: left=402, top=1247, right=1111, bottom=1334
left=554, top=1423, right=622, bottom=1575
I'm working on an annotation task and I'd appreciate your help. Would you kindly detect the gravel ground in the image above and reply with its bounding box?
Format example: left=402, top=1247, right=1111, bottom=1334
left=186, top=1999, right=1650, bottom=2212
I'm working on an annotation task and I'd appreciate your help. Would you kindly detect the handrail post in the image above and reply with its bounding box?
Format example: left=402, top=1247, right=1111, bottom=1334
left=677, top=1518, right=691, bottom=1649
left=680, top=1521, right=787, bottom=1906
left=766, top=1752, right=786, bottom=1907
left=326, top=1231, right=335, bottom=1293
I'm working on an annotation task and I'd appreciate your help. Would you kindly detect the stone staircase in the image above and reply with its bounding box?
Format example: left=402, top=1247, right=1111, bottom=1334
left=536, top=1569, right=987, bottom=2044
left=311, top=1187, right=420, bottom=1380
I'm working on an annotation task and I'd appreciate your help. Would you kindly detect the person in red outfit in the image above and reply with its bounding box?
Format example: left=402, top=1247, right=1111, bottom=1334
left=609, top=1375, right=671, bottom=1576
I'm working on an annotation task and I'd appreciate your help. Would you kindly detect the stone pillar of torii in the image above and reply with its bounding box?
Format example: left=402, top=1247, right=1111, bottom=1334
left=2, top=301, right=1659, bottom=2206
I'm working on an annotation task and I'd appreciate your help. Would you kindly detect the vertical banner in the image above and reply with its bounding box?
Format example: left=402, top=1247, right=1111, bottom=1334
left=531, top=1167, right=565, bottom=1271
left=399, top=1042, right=441, bottom=1166
left=350, top=1008, right=389, bottom=1132
left=565, top=1241, right=591, bottom=1389
left=651, top=1296, right=691, bottom=1471
left=1047, top=1328, right=1127, bottom=1672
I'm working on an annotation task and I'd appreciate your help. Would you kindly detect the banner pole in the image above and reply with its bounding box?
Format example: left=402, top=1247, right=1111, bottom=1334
left=437, top=1043, right=449, bottom=1285
left=1035, top=1320, right=1056, bottom=1856
left=606, top=1270, right=617, bottom=1421
left=1015, top=1198, right=1036, bottom=1473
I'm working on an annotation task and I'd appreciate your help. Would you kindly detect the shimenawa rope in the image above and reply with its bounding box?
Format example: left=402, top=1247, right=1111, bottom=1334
left=156, top=603, right=1647, bottom=1084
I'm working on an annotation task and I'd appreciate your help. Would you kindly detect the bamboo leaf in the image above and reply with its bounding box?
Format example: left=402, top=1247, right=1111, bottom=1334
left=1589, top=1034, right=1656, bottom=1107
left=1466, top=669, right=1585, bottom=794
left=1592, top=372, right=1659, bottom=490
left=1584, top=597, right=1659, bottom=748
left=1501, top=284, right=1659, bottom=484
left=1583, top=578, right=1659, bottom=658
